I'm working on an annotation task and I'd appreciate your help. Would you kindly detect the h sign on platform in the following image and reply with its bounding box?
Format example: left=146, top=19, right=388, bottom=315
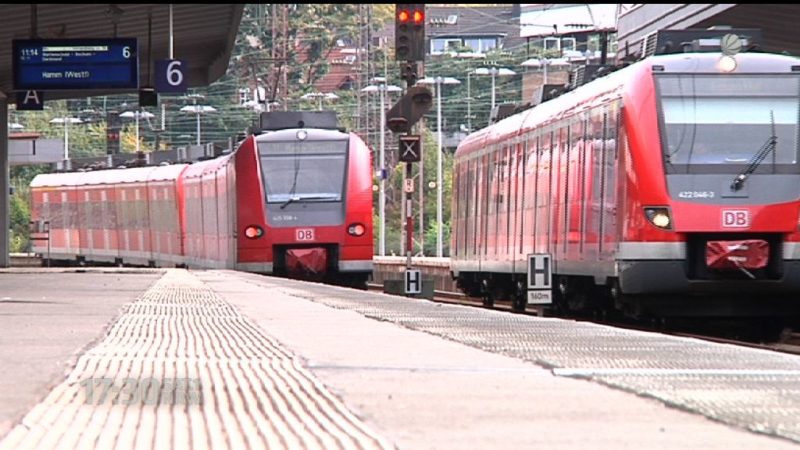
left=527, top=253, right=552, bottom=304
left=405, top=269, right=422, bottom=294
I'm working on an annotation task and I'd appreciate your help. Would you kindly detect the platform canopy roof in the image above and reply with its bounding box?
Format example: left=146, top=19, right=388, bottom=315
left=616, top=4, right=800, bottom=60
left=0, top=4, right=244, bottom=102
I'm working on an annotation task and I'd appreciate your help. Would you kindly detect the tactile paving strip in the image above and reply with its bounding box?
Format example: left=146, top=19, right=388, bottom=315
left=236, top=273, right=800, bottom=444
left=0, top=270, right=394, bottom=450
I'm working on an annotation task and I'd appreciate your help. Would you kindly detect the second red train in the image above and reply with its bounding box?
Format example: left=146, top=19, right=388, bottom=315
left=29, top=111, right=374, bottom=288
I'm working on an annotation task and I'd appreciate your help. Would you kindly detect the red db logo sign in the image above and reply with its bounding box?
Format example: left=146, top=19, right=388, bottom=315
left=722, top=210, right=749, bottom=228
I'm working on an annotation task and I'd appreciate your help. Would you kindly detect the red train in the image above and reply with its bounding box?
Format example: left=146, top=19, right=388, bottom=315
left=450, top=29, right=800, bottom=318
left=29, top=111, right=374, bottom=288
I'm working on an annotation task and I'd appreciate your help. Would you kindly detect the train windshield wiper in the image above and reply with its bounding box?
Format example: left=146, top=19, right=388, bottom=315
left=280, top=195, right=300, bottom=209
left=280, top=194, right=338, bottom=209
left=730, top=134, right=778, bottom=191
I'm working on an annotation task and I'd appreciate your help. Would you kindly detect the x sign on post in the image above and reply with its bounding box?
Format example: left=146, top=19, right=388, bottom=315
left=399, top=134, right=421, bottom=163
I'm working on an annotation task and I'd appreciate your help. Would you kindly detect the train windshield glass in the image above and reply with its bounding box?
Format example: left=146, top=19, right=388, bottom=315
left=258, top=139, right=348, bottom=203
left=656, top=73, right=800, bottom=173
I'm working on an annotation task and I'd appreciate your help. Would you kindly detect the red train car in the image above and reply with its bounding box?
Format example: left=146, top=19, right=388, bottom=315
left=451, top=30, right=800, bottom=318
left=234, top=111, right=374, bottom=287
left=30, top=111, right=373, bottom=288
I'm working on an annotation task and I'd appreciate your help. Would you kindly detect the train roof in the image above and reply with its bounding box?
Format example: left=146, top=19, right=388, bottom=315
left=30, top=164, right=189, bottom=188
left=254, top=127, right=349, bottom=142
left=182, top=152, right=234, bottom=179
left=30, top=171, right=86, bottom=188
left=456, top=51, right=800, bottom=159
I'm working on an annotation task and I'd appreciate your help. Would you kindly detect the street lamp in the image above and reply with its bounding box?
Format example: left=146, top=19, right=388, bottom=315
left=361, top=78, right=401, bottom=257
left=472, top=67, right=516, bottom=110
left=49, top=116, right=84, bottom=170
left=120, top=110, right=155, bottom=153
left=417, top=75, right=461, bottom=257
left=179, top=104, right=217, bottom=146
left=301, top=92, right=339, bottom=111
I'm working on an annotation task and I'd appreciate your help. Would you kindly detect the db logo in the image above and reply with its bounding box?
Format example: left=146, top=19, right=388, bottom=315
left=296, top=228, right=315, bottom=241
left=722, top=210, right=749, bottom=228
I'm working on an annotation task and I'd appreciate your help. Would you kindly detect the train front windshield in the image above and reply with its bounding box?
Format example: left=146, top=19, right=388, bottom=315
left=258, top=137, right=348, bottom=204
left=657, top=74, right=800, bottom=173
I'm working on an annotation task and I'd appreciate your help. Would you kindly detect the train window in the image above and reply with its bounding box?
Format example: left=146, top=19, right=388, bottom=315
left=656, top=73, right=800, bottom=173
left=258, top=139, right=348, bottom=204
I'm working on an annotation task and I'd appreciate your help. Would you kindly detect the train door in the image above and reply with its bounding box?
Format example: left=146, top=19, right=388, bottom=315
left=77, top=188, right=91, bottom=257
left=551, top=127, right=565, bottom=259
left=587, top=106, right=605, bottom=260
left=525, top=133, right=539, bottom=257
left=538, top=129, right=553, bottom=254
left=486, top=149, right=498, bottom=259
left=514, top=139, right=526, bottom=268
left=568, top=116, right=585, bottom=261
left=226, top=162, right=237, bottom=268
left=497, top=145, right=510, bottom=264
left=601, top=101, right=621, bottom=260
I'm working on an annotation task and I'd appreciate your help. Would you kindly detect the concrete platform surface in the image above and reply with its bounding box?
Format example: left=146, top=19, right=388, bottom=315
left=0, top=268, right=798, bottom=449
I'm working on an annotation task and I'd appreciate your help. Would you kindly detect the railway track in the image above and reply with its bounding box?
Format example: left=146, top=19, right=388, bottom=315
left=367, top=282, right=800, bottom=357
left=12, top=261, right=800, bottom=356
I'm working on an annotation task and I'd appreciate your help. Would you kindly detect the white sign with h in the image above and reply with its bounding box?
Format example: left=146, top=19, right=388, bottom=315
left=527, top=253, right=552, bottom=304
left=405, top=269, right=422, bottom=295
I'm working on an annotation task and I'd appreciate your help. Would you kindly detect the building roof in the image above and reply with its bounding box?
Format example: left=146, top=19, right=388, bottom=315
left=313, top=47, right=360, bottom=93
left=520, top=4, right=618, bottom=38
left=425, top=5, right=526, bottom=53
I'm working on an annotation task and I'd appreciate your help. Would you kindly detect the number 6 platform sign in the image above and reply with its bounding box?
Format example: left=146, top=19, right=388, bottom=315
left=155, top=59, right=187, bottom=93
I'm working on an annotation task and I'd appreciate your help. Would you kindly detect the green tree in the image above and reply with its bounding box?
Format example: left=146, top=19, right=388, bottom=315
left=10, top=187, right=31, bottom=253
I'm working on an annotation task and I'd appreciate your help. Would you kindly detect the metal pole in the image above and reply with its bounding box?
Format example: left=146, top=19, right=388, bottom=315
left=135, top=112, right=140, bottom=152
left=436, top=78, right=443, bottom=257
left=467, top=72, right=472, bottom=133
left=196, top=111, right=201, bottom=145
left=544, top=60, right=548, bottom=84
left=64, top=117, right=69, bottom=168
left=406, top=162, right=413, bottom=268
left=169, top=4, right=174, bottom=59
left=490, top=70, right=496, bottom=110
left=379, top=84, right=386, bottom=256
left=0, top=97, right=8, bottom=267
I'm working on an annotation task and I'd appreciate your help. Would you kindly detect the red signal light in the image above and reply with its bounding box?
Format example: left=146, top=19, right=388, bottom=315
left=398, top=9, right=410, bottom=23
left=412, top=10, right=424, bottom=25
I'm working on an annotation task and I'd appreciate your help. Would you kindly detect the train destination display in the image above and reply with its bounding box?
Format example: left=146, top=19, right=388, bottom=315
left=13, top=38, right=139, bottom=90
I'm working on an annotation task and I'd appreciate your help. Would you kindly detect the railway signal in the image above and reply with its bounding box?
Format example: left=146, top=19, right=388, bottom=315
left=395, top=4, right=425, bottom=62
left=400, top=61, right=417, bottom=86
left=385, top=85, right=433, bottom=133
left=398, top=134, right=421, bottom=163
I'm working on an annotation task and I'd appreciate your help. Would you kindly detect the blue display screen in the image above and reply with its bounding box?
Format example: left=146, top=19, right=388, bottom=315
left=13, top=38, right=139, bottom=90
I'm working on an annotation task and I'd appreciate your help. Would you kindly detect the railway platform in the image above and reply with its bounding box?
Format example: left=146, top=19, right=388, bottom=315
left=1, top=268, right=800, bottom=449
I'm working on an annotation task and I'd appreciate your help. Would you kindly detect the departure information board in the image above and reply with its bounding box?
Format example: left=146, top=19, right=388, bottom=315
left=13, top=38, right=139, bottom=90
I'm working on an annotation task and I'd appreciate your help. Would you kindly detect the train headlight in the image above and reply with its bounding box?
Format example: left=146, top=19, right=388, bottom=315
left=244, top=225, right=264, bottom=239
left=347, top=223, right=366, bottom=237
left=717, top=55, right=737, bottom=73
left=644, top=207, right=672, bottom=230
left=296, top=130, right=308, bottom=141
